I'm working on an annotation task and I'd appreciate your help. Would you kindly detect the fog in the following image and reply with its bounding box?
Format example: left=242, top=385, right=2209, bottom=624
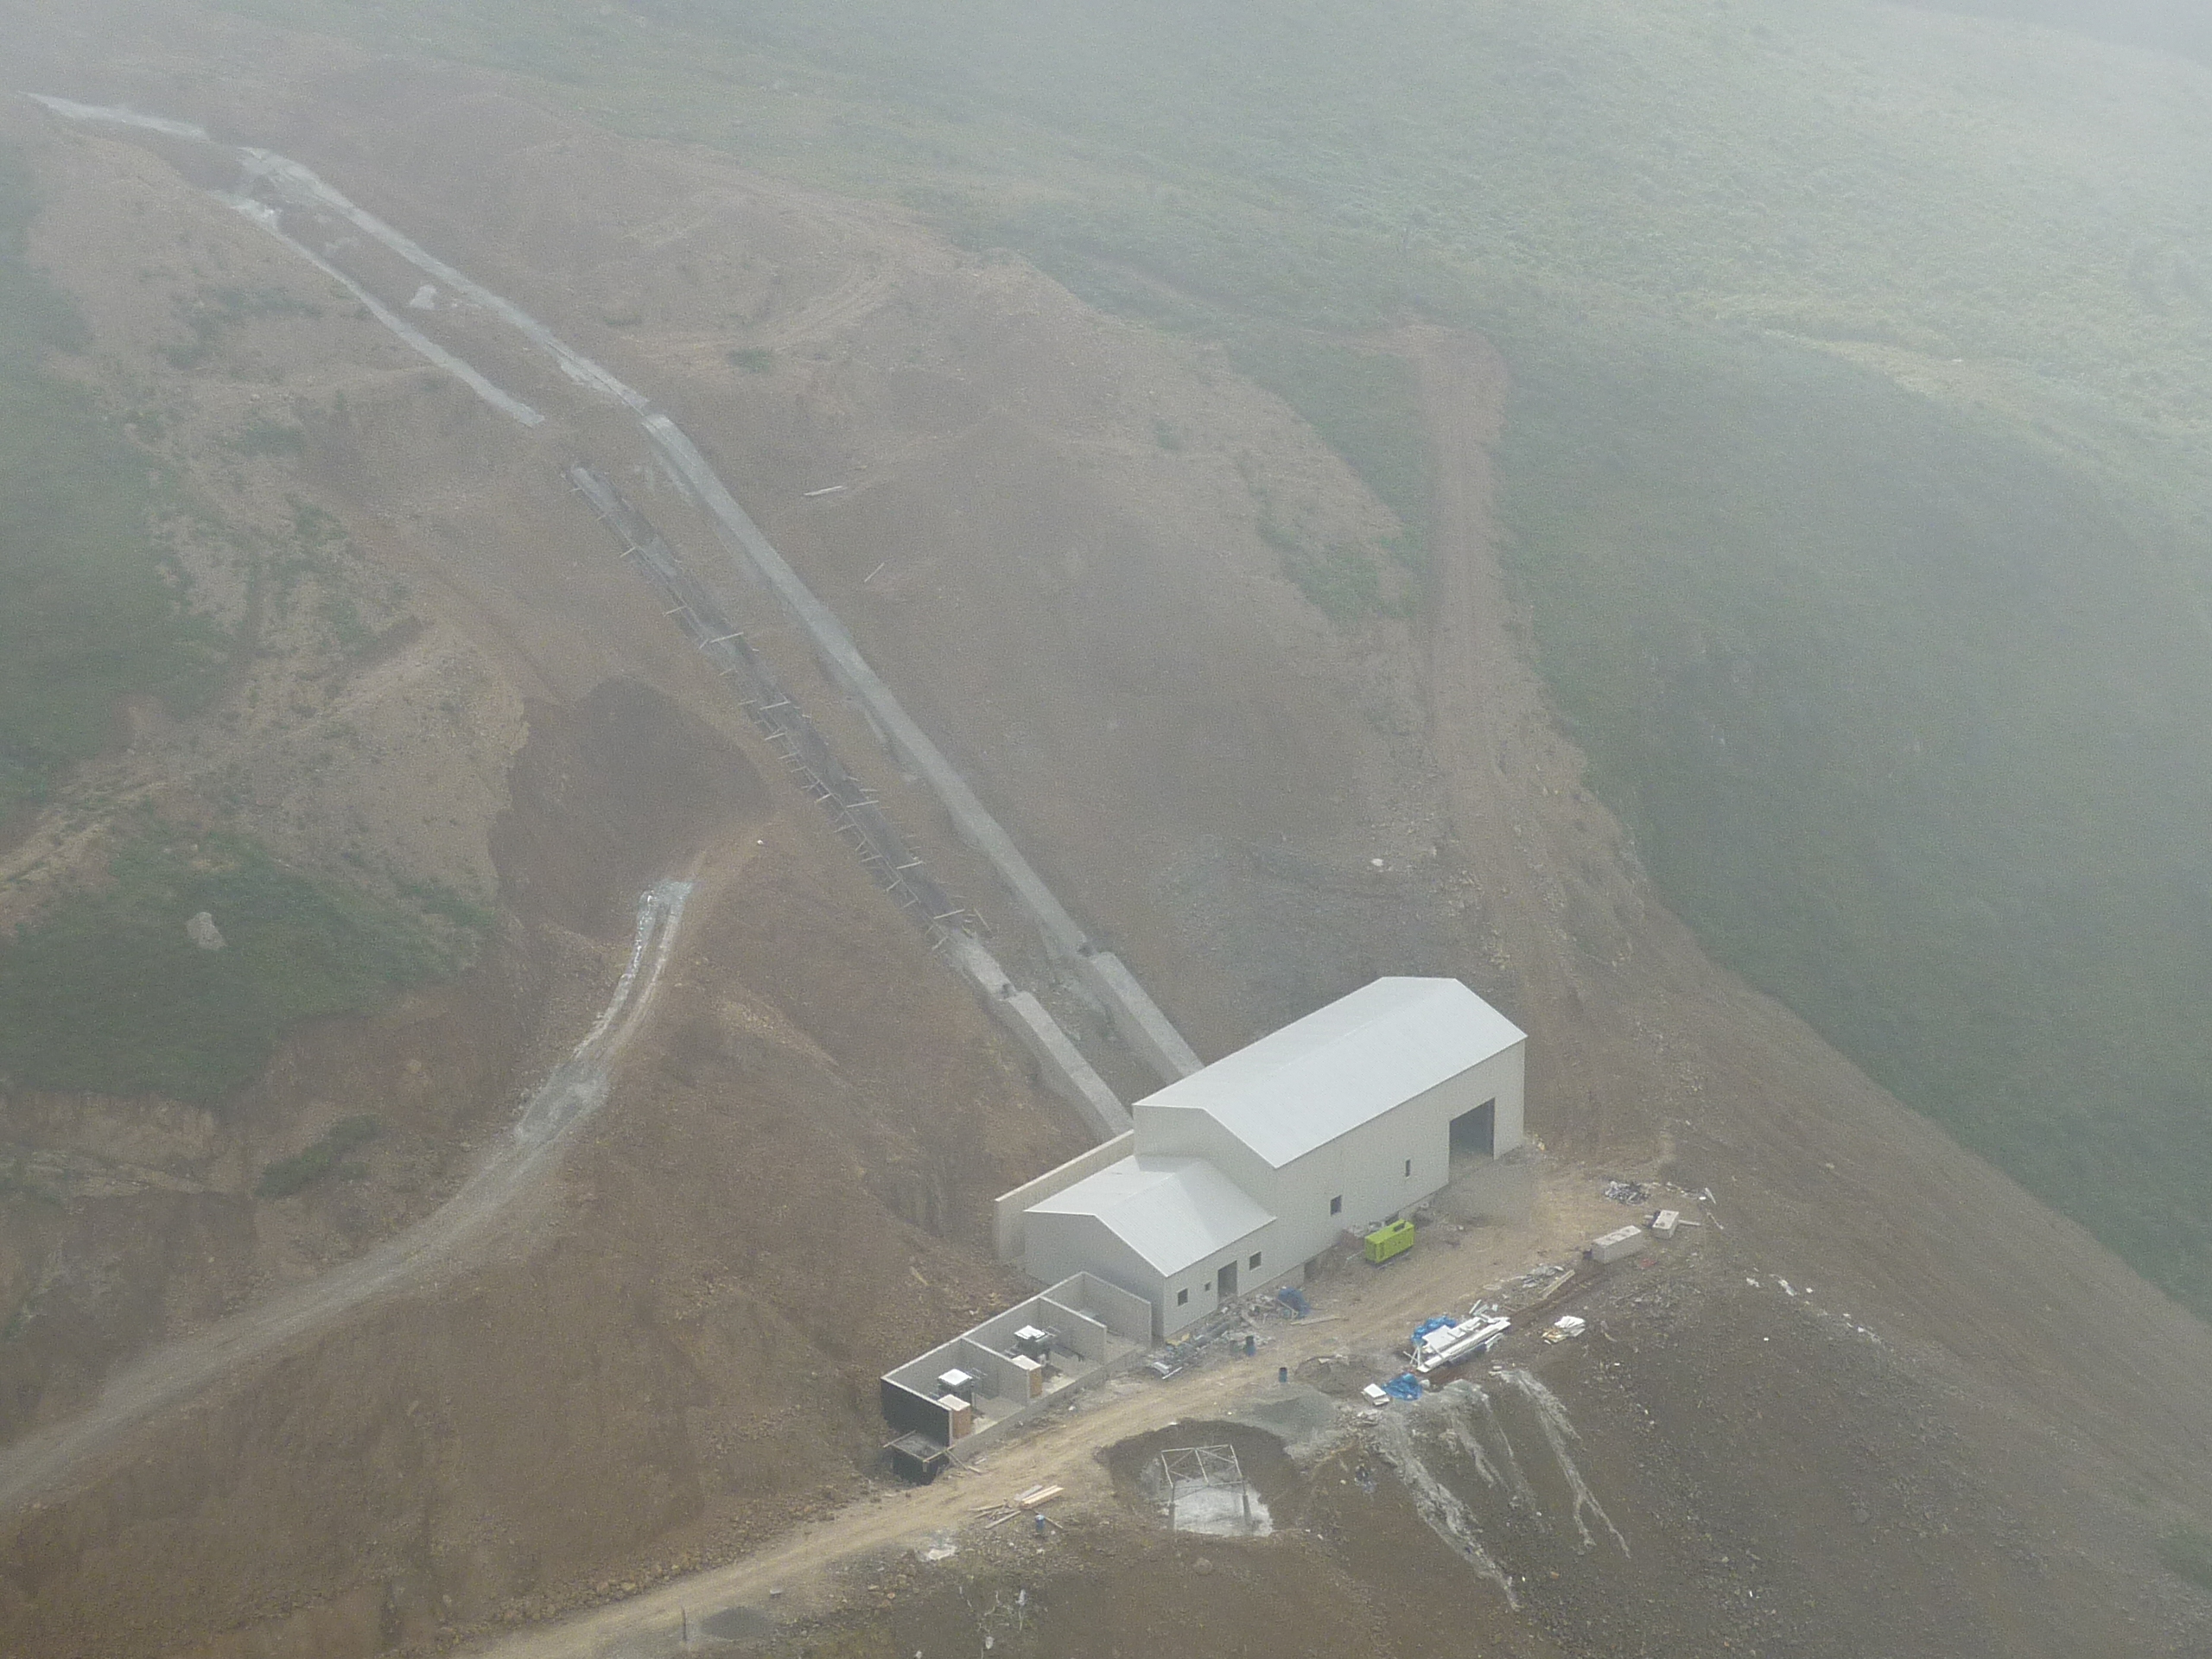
left=2, top=3, right=2210, bottom=1654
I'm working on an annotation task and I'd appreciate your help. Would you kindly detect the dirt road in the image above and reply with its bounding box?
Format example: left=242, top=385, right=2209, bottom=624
left=455, top=1166, right=1624, bottom=1659
left=0, top=880, right=692, bottom=1517
left=1399, top=327, right=1653, bottom=1163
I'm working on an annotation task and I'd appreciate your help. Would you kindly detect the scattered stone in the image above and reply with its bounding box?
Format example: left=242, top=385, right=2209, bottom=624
left=186, top=911, right=226, bottom=950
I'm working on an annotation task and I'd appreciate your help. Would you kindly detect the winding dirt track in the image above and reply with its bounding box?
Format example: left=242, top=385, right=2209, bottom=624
left=0, top=881, right=692, bottom=1517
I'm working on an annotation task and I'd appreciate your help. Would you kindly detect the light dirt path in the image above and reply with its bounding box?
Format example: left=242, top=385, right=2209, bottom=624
left=459, top=1168, right=1624, bottom=1659
left=0, top=880, right=695, bottom=1517
left=1396, top=325, right=1656, bottom=1162
left=1406, top=333, right=1570, bottom=1048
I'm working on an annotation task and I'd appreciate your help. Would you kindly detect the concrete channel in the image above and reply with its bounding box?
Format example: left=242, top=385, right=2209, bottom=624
left=568, top=467, right=1130, bottom=1140
left=34, top=96, right=1190, bottom=1134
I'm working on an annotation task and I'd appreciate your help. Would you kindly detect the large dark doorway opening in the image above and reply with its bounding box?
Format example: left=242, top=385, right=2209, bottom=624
left=1450, top=1098, right=1497, bottom=1157
left=1216, top=1260, right=1238, bottom=1299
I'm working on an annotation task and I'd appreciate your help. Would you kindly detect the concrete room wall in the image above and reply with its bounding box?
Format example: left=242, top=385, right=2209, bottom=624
left=1023, top=1211, right=1163, bottom=1318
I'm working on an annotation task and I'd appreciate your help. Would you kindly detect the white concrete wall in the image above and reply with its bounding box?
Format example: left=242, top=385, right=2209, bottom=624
left=1021, top=1210, right=1276, bottom=1339
left=1133, top=1102, right=1279, bottom=1206
left=1023, top=1039, right=1527, bottom=1329
left=1490, top=1040, right=1527, bottom=1155
left=1267, top=1103, right=1440, bottom=1264
left=1023, top=1211, right=1161, bottom=1318
left=885, top=1333, right=978, bottom=1395
left=1255, top=1041, right=1527, bottom=1270
left=1065, top=1272, right=1155, bottom=1344
left=1154, top=1216, right=1278, bottom=1339
left=993, top=1131, right=1136, bottom=1261
left=1031, top=1298, right=1112, bottom=1362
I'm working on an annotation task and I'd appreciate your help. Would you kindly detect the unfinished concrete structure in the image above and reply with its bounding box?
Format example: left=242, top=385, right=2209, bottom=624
left=879, top=1272, right=1149, bottom=1478
left=1007, top=977, right=1527, bottom=1338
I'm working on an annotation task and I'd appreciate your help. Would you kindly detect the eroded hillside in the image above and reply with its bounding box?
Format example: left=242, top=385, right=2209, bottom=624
left=0, top=9, right=2208, bottom=1659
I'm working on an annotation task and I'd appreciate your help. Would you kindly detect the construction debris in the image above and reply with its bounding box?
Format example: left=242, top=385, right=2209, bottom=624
left=1410, top=1313, right=1511, bottom=1376
left=1146, top=1296, right=1287, bottom=1379
left=1542, top=1315, right=1587, bottom=1344
left=976, top=1484, right=1065, bottom=1529
left=1363, top=1371, right=1425, bottom=1404
left=1500, top=1262, right=1573, bottom=1298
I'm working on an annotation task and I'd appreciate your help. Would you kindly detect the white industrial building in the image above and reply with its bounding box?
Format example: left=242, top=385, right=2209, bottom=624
left=1002, top=976, right=1525, bottom=1338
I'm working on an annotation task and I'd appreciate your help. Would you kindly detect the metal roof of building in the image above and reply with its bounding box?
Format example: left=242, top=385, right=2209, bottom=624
left=1027, top=1155, right=1274, bottom=1276
left=1136, top=976, right=1523, bottom=1168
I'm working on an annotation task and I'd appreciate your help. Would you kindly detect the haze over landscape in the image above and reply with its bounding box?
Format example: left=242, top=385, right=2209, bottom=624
left=1, top=3, right=2210, bottom=1655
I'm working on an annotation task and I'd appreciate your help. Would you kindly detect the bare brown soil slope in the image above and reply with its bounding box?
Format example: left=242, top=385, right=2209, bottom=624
left=0, top=54, right=1086, bottom=1659
left=0, top=8, right=2207, bottom=1657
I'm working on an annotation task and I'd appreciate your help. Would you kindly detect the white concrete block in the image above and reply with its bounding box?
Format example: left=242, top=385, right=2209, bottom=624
left=1591, top=1224, right=1646, bottom=1264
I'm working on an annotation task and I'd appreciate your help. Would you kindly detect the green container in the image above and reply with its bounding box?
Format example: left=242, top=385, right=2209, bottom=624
left=1363, top=1217, right=1416, bottom=1265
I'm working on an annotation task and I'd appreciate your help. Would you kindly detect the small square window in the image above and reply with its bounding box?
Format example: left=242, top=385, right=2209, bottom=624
left=1177, top=1288, right=1189, bottom=1306
left=1405, top=1159, right=1414, bottom=1177
left=1330, top=1195, right=1343, bottom=1216
left=1203, top=1281, right=1211, bottom=1292
left=1249, top=1252, right=1262, bottom=1269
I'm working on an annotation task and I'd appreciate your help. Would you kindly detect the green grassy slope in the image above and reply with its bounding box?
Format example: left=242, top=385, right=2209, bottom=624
left=221, top=0, right=2212, bottom=1307
left=1499, top=321, right=2212, bottom=1295
left=0, top=833, right=464, bottom=1103
left=0, top=146, right=226, bottom=817
left=1900, top=1, right=2212, bottom=67
left=0, top=142, right=473, bottom=1103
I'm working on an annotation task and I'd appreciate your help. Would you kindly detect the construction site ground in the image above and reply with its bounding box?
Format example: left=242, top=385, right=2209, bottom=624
left=0, top=7, right=2207, bottom=1656
left=453, top=1161, right=1624, bottom=1657
left=457, top=1157, right=2188, bottom=1659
